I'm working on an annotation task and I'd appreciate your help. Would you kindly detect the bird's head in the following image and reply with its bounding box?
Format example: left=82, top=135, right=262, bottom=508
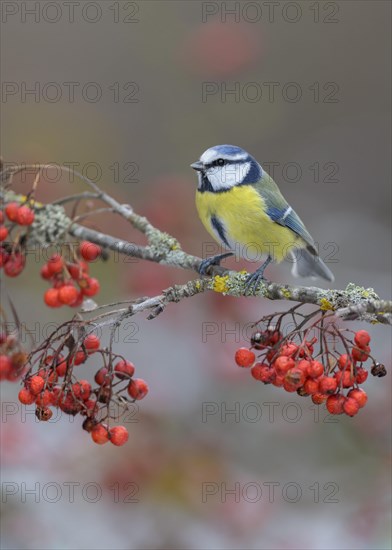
left=191, top=144, right=262, bottom=192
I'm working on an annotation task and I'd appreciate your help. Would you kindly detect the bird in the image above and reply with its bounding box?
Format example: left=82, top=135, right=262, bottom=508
left=191, top=144, right=334, bottom=293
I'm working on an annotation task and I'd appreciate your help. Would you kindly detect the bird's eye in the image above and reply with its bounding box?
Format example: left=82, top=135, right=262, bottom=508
left=216, top=158, right=225, bottom=167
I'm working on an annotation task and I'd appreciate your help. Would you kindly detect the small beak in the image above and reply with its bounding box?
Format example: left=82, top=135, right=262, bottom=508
left=191, top=161, right=204, bottom=172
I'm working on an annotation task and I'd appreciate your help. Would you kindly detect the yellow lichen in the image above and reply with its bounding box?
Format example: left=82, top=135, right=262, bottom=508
left=281, top=288, right=291, bottom=299
left=213, top=275, right=229, bottom=293
left=319, top=298, right=334, bottom=311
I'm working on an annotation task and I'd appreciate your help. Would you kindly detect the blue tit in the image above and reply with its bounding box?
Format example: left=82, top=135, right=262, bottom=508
left=191, top=144, right=334, bottom=292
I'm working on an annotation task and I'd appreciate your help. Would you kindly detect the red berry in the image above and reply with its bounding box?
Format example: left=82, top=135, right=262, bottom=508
left=127, top=378, right=149, bottom=400
left=79, top=241, right=101, bottom=262
left=56, top=360, right=67, bottom=377
left=109, top=426, right=129, bottom=446
left=83, top=334, right=101, bottom=352
left=114, top=360, right=135, bottom=379
left=0, top=226, right=8, bottom=241
left=40, top=264, right=52, bottom=280
left=91, top=423, right=109, bottom=444
left=311, top=393, right=328, bottom=405
left=318, top=376, right=338, bottom=394
left=18, top=388, right=36, bottom=405
left=234, top=347, right=255, bottom=368
left=95, top=367, right=111, bottom=386
left=58, top=284, right=79, bottom=305
left=69, top=291, right=84, bottom=308
left=326, top=394, right=346, bottom=415
left=355, top=367, right=368, bottom=384
left=304, top=377, right=320, bottom=395
left=72, top=380, right=91, bottom=400
left=80, top=277, right=100, bottom=297
left=0, top=211, right=3, bottom=223
left=343, top=397, right=360, bottom=417
left=334, top=370, right=356, bottom=388
left=5, top=202, right=19, bottom=222
left=35, top=390, right=52, bottom=407
left=347, top=388, right=368, bottom=408
left=354, top=330, right=371, bottom=348
left=279, top=342, right=298, bottom=357
left=283, top=379, right=297, bottom=393
left=285, top=367, right=306, bottom=389
left=251, top=363, right=275, bottom=383
left=297, top=359, right=311, bottom=375
left=338, top=354, right=352, bottom=370
left=72, top=350, right=87, bottom=366
left=274, top=356, right=295, bottom=376
left=0, top=247, right=9, bottom=268
left=4, top=253, right=25, bottom=277
left=308, top=360, right=324, bottom=378
left=16, top=205, right=35, bottom=226
left=44, top=288, right=62, bottom=308
left=47, top=254, right=64, bottom=275
left=0, top=355, right=13, bottom=379
left=352, top=346, right=370, bottom=362
left=28, top=375, right=45, bottom=395
left=271, top=374, right=285, bottom=387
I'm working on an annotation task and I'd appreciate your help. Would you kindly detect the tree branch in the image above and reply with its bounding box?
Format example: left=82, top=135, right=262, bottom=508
left=1, top=164, right=391, bottom=325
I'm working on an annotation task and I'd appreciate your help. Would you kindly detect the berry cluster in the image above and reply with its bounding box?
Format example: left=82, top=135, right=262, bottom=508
left=19, top=333, right=149, bottom=447
left=41, top=242, right=101, bottom=308
left=0, top=202, right=35, bottom=277
left=235, top=319, right=386, bottom=417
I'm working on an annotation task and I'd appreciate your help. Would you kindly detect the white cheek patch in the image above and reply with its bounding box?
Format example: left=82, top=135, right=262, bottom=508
left=207, top=162, right=251, bottom=191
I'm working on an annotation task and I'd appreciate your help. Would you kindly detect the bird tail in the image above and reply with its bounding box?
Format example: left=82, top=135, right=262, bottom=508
left=291, top=247, right=334, bottom=282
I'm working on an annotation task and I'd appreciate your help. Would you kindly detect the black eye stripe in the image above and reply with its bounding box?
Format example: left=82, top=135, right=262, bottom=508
left=205, top=158, right=247, bottom=168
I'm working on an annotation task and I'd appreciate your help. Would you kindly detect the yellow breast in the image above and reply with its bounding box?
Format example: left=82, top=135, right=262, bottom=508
left=195, top=186, right=303, bottom=263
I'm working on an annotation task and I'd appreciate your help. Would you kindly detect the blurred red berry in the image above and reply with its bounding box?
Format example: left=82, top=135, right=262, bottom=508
left=334, top=370, right=356, bottom=388
left=352, top=346, right=370, bottom=362
left=91, top=423, right=109, bottom=444
left=35, top=390, right=52, bottom=407
left=251, top=363, right=275, bottom=383
left=28, top=375, right=45, bottom=395
left=79, top=241, right=101, bottom=262
left=127, top=378, right=149, bottom=400
left=274, top=356, right=295, bottom=375
left=0, top=355, right=13, bottom=379
left=234, top=347, right=255, bottom=368
left=44, top=288, right=62, bottom=308
left=40, top=264, right=52, bottom=280
left=355, top=367, right=368, bottom=384
left=338, top=354, right=352, bottom=370
left=343, top=397, right=360, bottom=417
left=311, top=393, right=328, bottom=405
left=114, top=360, right=135, bottom=379
left=18, top=388, right=36, bottom=405
left=16, top=205, right=35, bottom=226
left=47, top=254, right=64, bottom=275
left=304, top=377, right=320, bottom=395
left=58, top=284, right=79, bottom=305
left=354, top=330, right=371, bottom=348
left=83, top=334, right=101, bottom=352
left=4, top=253, right=25, bottom=277
left=318, top=376, right=338, bottom=394
left=308, top=360, right=324, bottom=378
left=95, top=367, right=110, bottom=386
left=0, top=226, right=8, bottom=241
left=5, top=202, right=19, bottom=222
left=110, top=426, right=129, bottom=446
left=80, top=277, right=100, bottom=297
left=326, top=394, right=346, bottom=414
left=279, top=342, right=298, bottom=357
left=348, top=388, right=368, bottom=408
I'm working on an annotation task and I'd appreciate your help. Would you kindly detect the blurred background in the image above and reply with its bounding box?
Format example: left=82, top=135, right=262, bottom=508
left=1, top=1, right=391, bottom=549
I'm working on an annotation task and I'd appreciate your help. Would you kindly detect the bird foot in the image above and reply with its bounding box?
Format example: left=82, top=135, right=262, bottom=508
left=198, top=252, right=233, bottom=276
